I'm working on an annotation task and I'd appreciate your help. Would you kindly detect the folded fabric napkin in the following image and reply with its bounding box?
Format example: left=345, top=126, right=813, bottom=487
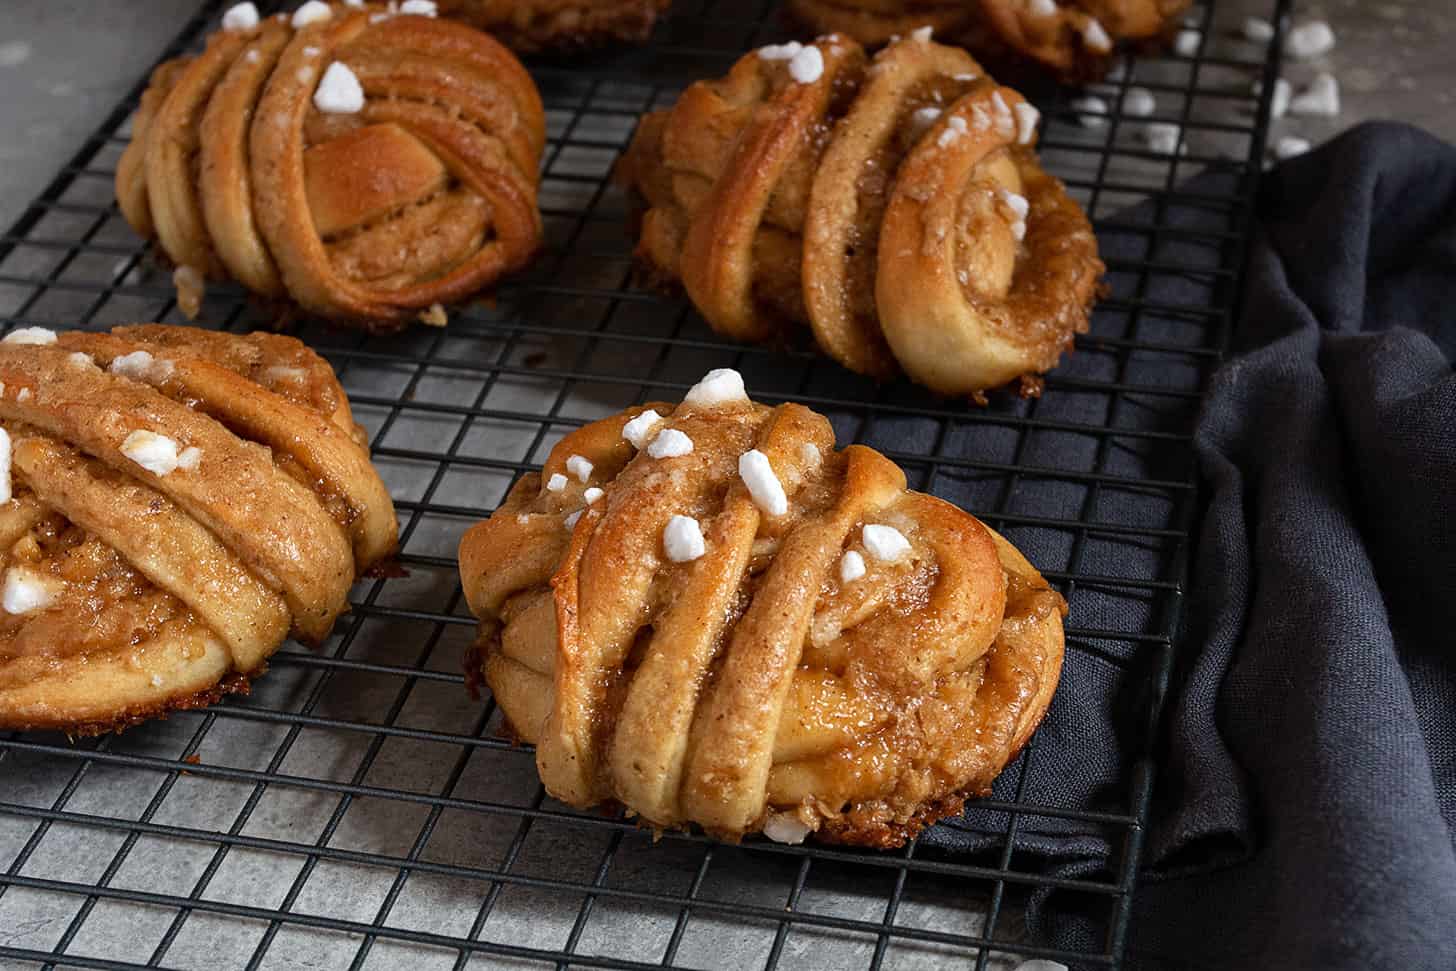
left=924, top=121, right=1456, bottom=970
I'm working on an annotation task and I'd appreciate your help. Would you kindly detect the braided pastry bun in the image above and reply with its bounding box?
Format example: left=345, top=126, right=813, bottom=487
left=435, top=0, right=672, bottom=54
left=785, top=0, right=1191, bottom=81
left=0, top=324, right=396, bottom=734
left=618, top=33, right=1102, bottom=398
left=117, top=3, right=544, bottom=329
left=459, top=369, right=1065, bottom=846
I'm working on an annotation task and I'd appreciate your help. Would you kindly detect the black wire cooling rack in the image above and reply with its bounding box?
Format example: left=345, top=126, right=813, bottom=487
left=0, top=1, right=1290, bottom=968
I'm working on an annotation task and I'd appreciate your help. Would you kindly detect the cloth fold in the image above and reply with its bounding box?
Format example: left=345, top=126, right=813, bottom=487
left=926, top=122, right=1456, bottom=970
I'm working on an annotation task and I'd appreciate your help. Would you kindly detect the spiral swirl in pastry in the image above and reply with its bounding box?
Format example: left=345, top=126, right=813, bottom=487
left=0, top=324, right=396, bottom=734
left=117, top=3, right=544, bottom=328
left=459, top=370, right=1065, bottom=846
left=785, top=0, right=1191, bottom=80
left=619, top=33, right=1102, bottom=397
left=435, top=0, right=673, bottom=54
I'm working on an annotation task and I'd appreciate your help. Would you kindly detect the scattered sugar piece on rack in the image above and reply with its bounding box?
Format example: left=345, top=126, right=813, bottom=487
left=1069, top=95, right=1108, bottom=128
left=1290, top=73, right=1340, bottom=117
left=177, top=446, right=203, bottom=472
left=1013, top=102, right=1039, bottom=144
left=3, top=327, right=56, bottom=345
left=684, top=368, right=746, bottom=407
left=739, top=450, right=788, bottom=517
left=1028, top=0, right=1058, bottom=17
left=291, top=1, right=332, bottom=28
left=1174, top=29, right=1201, bottom=57
left=647, top=428, right=693, bottom=459
left=1285, top=20, right=1334, bottom=60
left=1144, top=122, right=1182, bottom=155
left=622, top=408, right=664, bottom=448
left=937, top=114, right=968, bottom=147
left=222, top=2, right=260, bottom=31
left=566, top=454, right=594, bottom=482
left=2, top=566, right=59, bottom=616
left=910, top=26, right=932, bottom=43
left=1123, top=87, right=1155, bottom=117
left=763, top=813, right=812, bottom=844
left=1105, top=58, right=1127, bottom=83
left=399, top=0, right=437, bottom=15
left=121, top=430, right=181, bottom=477
left=583, top=487, right=604, bottom=505
left=788, top=45, right=824, bottom=84
left=862, top=524, right=911, bottom=562
left=1263, top=77, right=1293, bottom=119
left=1274, top=136, right=1311, bottom=160
left=1081, top=19, right=1112, bottom=54
left=545, top=472, right=568, bottom=493
left=839, top=550, right=866, bottom=584
left=663, top=515, right=706, bottom=562
left=758, top=41, right=803, bottom=61
left=799, top=442, right=822, bottom=467
left=315, top=62, right=364, bottom=114
left=564, top=509, right=583, bottom=529
left=1243, top=17, right=1274, bottom=43
left=0, top=428, right=10, bottom=504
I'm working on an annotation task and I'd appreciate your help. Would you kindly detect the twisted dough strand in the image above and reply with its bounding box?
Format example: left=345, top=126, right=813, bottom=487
left=117, top=4, right=544, bottom=328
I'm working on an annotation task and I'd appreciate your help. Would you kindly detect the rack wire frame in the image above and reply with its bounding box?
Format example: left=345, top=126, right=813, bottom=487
left=0, top=1, right=1290, bottom=968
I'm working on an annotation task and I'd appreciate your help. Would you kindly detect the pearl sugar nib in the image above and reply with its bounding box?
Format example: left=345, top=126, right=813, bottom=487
left=738, top=449, right=788, bottom=517
left=663, top=515, right=706, bottom=562
left=683, top=368, right=747, bottom=408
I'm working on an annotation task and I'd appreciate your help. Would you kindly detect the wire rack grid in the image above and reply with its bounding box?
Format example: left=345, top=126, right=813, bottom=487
left=0, top=0, right=1289, bottom=968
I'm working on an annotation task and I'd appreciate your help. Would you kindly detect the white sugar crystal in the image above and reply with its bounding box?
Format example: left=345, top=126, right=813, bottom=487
left=1081, top=18, right=1112, bottom=53
left=1285, top=20, right=1334, bottom=60
left=953, top=72, right=979, bottom=82
left=343, top=0, right=364, bottom=6
left=1144, top=122, right=1182, bottom=155
left=647, top=428, right=693, bottom=459
left=314, top=62, right=364, bottom=114
left=684, top=368, right=746, bottom=407
left=1070, top=95, right=1108, bottom=128
left=999, top=189, right=1030, bottom=221
left=302, top=45, right=320, bottom=57
left=763, top=813, right=812, bottom=844
left=1013, top=102, right=1039, bottom=145
left=910, top=26, right=932, bottom=43
left=739, top=449, right=787, bottom=517
left=16, top=389, right=30, bottom=403
left=1290, top=73, right=1340, bottom=117
left=838, top=549, right=865, bottom=584
left=222, top=2, right=260, bottom=31
left=1028, top=0, right=1057, bottom=17
left=937, top=114, right=968, bottom=147
left=990, top=91, right=1014, bottom=136
left=1274, top=136, right=1311, bottom=160
left=908, top=106, right=942, bottom=140
left=583, top=487, right=604, bottom=504
left=1174, top=29, right=1201, bottom=57
left=799, top=442, right=821, bottom=467
left=1010, top=961, right=1070, bottom=971
left=862, top=523, right=910, bottom=562
left=151, top=674, right=165, bottom=688
left=0, top=428, right=10, bottom=504
left=758, top=41, right=803, bottom=61
left=564, top=509, right=583, bottom=529
left=788, top=45, right=824, bottom=84
left=121, top=430, right=180, bottom=477
left=1243, top=17, right=1274, bottom=43
left=1123, top=87, right=1155, bottom=117
left=622, top=408, right=664, bottom=448
left=67, top=352, right=93, bottom=368
left=291, top=1, right=332, bottom=28
left=177, top=446, right=202, bottom=471
left=1262, top=77, right=1293, bottom=119
left=399, top=0, right=437, bottom=14
left=566, top=454, right=594, bottom=482
left=3, top=327, right=56, bottom=345
left=2, top=566, right=59, bottom=615
left=109, top=349, right=175, bottom=383
left=662, top=514, right=706, bottom=562
left=545, top=472, right=568, bottom=493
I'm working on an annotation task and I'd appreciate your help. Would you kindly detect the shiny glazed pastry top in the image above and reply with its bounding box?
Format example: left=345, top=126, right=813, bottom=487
left=117, top=2, right=544, bottom=328
left=784, top=0, right=1191, bottom=81
left=0, top=324, right=396, bottom=734
left=459, top=369, right=1065, bottom=846
left=618, top=32, right=1103, bottom=398
left=435, top=0, right=673, bottom=54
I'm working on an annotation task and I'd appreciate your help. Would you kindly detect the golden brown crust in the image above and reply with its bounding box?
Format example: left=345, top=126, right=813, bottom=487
left=785, top=0, right=1192, bottom=82
left=458, top=377, right=1065, bottom=846
left=0, top=325, right=396, bottom=735
left=437, top=0, right=672, bottom=54
left=618, top=34, right=1103, bottom=397
left=117, top=4, right=544, bottom=330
